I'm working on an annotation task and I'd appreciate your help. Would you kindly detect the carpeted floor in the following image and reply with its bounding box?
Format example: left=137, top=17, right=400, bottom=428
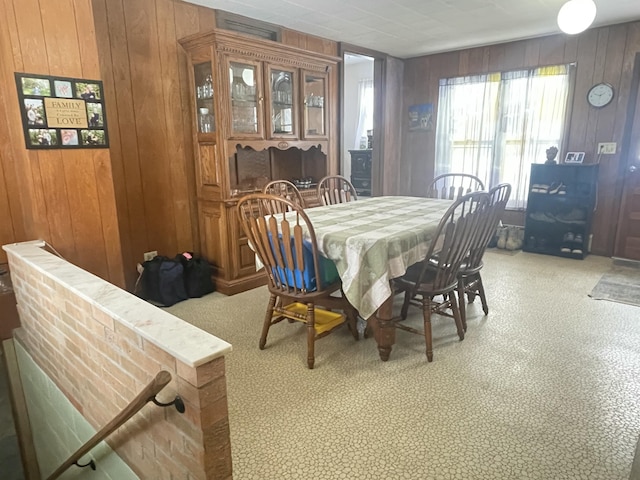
left=167, top=252, right=640, bottom=479
left=589, top=262, right=640, bottom=307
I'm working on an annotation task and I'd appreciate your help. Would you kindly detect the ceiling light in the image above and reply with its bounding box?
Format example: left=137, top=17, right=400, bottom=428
left=557, top=0, right=597, bottom=35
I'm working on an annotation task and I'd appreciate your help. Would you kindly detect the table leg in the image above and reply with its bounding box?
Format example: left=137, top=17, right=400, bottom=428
left=371, top=294, right=396, bottom=361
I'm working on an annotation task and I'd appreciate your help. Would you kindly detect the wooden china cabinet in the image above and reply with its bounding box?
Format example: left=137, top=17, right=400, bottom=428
left=179, top=29, right=340, bottom=295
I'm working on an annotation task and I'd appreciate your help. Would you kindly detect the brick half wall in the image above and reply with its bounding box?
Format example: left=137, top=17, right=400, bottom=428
left=3, top=241, right=233, bottom=480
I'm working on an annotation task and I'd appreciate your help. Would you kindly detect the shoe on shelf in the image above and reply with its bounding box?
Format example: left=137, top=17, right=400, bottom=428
left=529, top=212, right=556, bottom=222
left=561, top=232, right=574, bottom=253
left=571, top=234, right=584, bottom=254
left=531, top=184, right=549, bottom=193
left=548, top=182, right=565, bottom=195
left=556, top=208, right=586, bottom=224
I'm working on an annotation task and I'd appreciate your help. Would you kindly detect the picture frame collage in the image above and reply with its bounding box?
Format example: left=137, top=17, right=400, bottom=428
left=15, top=73, right=109, bottom=149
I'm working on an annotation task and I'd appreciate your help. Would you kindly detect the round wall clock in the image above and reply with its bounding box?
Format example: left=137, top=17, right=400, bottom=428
left=587, top=82, right=614, bottom=108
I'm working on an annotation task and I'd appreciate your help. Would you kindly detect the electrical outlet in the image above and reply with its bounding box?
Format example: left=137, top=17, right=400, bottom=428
left=597, top=142, right=617, bottom=154
left=143, top=251, right=158, bottom=262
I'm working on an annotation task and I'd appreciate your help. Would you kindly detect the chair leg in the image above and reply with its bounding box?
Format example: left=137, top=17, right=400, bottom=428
left=476, top=274, right=489, bottom=315
left=306, top=303, right=315, bottom=369
left=422, top=296, right=434, bottom=362
left=449, top=290, right=465, bottom=341
left=347, top=306, right=360, bottom=341
left=400, top=289, right=411, bottom=320
left=456, top=278, right=467, bottom=332
left=260, top=294, right=277, bottom=350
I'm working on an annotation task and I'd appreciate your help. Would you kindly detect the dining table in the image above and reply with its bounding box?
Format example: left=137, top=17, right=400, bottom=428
left=302, top=195, right=453, bottom=361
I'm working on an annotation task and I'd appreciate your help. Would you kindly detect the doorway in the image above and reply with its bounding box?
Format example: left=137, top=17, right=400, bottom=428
left=341, top=53, right=374, bottom=190
left=614, top=52, right=640, bottom=261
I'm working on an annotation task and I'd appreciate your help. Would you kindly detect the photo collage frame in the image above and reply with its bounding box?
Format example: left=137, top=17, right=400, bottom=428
left=15, top=73, right=109, bottom=149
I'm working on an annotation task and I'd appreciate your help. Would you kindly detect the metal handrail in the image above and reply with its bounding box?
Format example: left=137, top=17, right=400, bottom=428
left=46, top=370, right=184, bottom=480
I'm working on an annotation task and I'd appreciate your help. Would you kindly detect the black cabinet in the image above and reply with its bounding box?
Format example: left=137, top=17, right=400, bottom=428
left=349, top=149, right=372, bottom=196
left=523, top=163, right=599, bottom=259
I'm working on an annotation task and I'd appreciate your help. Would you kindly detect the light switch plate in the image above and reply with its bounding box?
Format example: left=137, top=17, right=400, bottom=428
left=143, top=251, right=158, bottom=262
left=598, top=142, right=617, bottom=154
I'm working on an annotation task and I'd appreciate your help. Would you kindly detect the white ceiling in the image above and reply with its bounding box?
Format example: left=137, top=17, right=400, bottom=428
left=185, top=0, right=640, bottom=58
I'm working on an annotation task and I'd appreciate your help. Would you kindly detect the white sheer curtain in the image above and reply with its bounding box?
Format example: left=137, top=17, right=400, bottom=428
left=354, top=78, right=374, bottom=149
left=435, top=65, right=571, bottom=208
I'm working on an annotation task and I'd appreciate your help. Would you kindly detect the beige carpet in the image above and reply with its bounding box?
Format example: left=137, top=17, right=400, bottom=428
left=167, top=252, right=640, bottom=479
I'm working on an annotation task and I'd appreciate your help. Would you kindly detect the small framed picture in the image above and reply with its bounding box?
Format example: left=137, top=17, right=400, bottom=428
left=564, top=152, right=585, bottom=164
left=20, top=76, right=51, bottom=96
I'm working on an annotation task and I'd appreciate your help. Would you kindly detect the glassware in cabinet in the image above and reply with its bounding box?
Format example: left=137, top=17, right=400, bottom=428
left=303, top=72, right=326, bottom=138
left=268, top=66, right=296, bottom=137
left=229, top=61, right=261, bottom=136
left=194, top=62, right=215, bottom=134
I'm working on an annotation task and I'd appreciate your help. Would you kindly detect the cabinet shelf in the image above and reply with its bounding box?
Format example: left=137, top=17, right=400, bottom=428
left=524, top=163, right=598, bottom=260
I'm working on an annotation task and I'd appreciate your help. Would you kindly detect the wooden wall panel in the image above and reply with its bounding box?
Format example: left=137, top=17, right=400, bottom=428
left=92, top=0, right=207, bottom=288
left=0, top=0, right=124, bottom=283
left=401, top=21, right=640, bottom=256
left=281, top=29, right=338, bottom=56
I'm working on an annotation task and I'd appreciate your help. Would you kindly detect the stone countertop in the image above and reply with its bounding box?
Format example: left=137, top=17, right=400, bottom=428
left=2, top=240, right=231, bottom=367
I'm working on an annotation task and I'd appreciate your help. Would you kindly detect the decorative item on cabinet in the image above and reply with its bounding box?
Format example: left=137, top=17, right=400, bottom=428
left=180, top=29, right=340, bottom=295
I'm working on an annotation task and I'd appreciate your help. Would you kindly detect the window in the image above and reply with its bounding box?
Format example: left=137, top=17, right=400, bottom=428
left=354, top=78, right=373, bottom=149
left=435, top=65, right=572, bottom=208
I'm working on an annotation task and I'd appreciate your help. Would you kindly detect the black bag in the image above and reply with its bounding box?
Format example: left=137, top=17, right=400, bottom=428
left=176, top=252, right=214, bottom=298
left=139, top=256, right=188, bottom=307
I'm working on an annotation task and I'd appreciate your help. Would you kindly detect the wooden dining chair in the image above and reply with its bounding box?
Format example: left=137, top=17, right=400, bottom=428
left=236, top=193, right=358, bottom=369
left=317, top=175, right=358, bottom=205
left=263, top=180, right=307, bottom=210
left=456, top=183, right=511, bottom=330
left=392, top=191, right=489, bottom=361
left=427, top=173, right=485, bottom=199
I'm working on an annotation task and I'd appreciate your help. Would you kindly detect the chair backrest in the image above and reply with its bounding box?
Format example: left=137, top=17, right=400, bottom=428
left=416, top=191, right=490, bottom=291
left=427, top=173, right=485, bottom=200
left=465, top=183, right=512, bottom=270
left=263, top=180, right=307, bottom=210
left=237, top=193, right=338, bottom=296
left=317, top=175, right=357, bottom=205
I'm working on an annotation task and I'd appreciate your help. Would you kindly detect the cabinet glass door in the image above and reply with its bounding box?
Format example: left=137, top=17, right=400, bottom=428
left=194, top=62, right=215, bottom=134
left=268, top=66, right=296, bottom=138
left=229, top=61, right=262, bottom=136
left=303, top=72, right=327, bottom=138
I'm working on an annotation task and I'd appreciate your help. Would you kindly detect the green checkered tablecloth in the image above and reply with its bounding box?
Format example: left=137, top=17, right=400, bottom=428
left=305, top=196, right=453, bottom=320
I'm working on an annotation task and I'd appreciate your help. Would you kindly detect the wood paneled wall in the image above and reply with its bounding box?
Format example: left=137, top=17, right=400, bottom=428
left=91, top=0, right=215, bottom=289
left=0, top=0, right=340, bottom=289
left=401, top=22, right=640, bottom=256
left=0, top=0, right=124, bottom=285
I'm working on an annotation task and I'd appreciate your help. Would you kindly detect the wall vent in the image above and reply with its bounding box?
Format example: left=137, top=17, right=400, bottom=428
left=216, top=11, right=281, bottom=42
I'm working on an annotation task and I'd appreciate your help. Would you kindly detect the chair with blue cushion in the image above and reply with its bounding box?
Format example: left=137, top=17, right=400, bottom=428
left=237, top=193, right=358, bottom=368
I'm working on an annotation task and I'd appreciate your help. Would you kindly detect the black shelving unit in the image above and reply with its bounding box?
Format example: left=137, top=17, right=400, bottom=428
left=349, top=149, right=372, bottom=196
left=523, top=163, right=599, bottom=259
